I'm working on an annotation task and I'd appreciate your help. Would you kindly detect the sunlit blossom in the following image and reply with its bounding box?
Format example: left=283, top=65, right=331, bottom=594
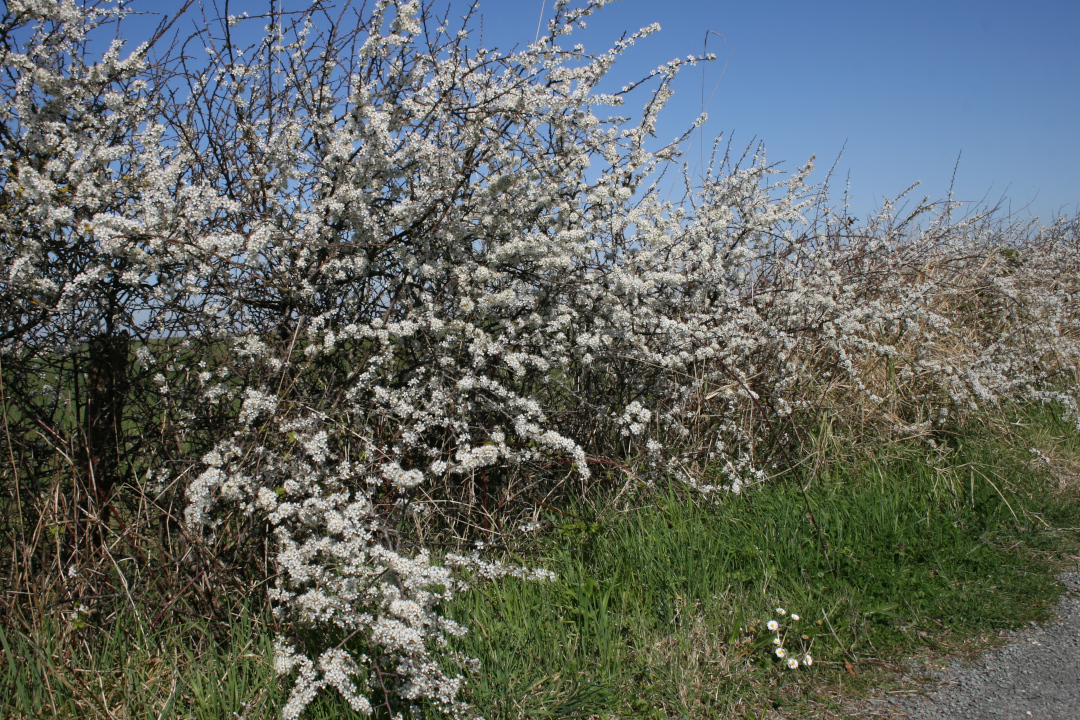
left=6, top=1, right=1079, bottom=717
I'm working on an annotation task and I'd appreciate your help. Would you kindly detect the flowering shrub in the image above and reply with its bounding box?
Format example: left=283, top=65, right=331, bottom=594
left=1, top=0, right=1078, bottom=717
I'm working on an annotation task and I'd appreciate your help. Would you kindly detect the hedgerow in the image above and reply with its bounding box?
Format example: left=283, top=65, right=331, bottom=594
left=0, top=1, right=1076, bottom=716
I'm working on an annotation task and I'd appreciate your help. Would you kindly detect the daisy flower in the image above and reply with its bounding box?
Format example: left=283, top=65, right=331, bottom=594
left=790, top=614, right=800, bottom=621
left=773, top=636, right=782, bottom=645
left=775, top=647, right=787, bottom=659
left=803, top=654, right=813, bottom=666
left=787, top=657, right=799, bottom=669
left=767, top=620, right=779, bottom=631
left=776, top=607, right=786, bottom=616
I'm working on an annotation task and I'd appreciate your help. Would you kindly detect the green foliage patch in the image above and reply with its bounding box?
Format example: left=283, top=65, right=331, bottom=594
left=448, top=406, right=1080, bottom=718
left=1, top=405, right=1076, bottom=718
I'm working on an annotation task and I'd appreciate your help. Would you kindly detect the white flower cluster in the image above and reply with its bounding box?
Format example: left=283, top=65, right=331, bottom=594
left=3, top=1, right=1077, bottom=717
left=765, top=607, right=813, bottom=670
left=617, top=401, right=653, bottom=437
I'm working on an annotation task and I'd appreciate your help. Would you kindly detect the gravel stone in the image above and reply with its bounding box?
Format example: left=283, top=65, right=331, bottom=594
left=850, top=573, right=1080, bottom=719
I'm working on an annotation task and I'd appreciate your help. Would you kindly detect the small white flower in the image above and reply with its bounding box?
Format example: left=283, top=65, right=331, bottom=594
left=772, top=636, right=782, bottom=645
left=767, top=619, right=779, bottom=631
left=786, top=657, right=799, bottom=669
left=776, top=607, right=786, bottom=616
left=775, top=647, right=787, bottom=658
left=790, top=613, right=800, bottom=621
left=803, top=654, right=813, bottom=666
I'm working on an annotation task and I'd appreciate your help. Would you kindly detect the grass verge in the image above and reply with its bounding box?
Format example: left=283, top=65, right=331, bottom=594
left=1, top=403, right=1077, bottom=719
left=449, top=404, right=1080, bottom=719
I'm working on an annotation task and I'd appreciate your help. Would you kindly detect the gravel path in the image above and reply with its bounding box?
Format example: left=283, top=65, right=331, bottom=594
left=851, top=572, right=1080, bottom=719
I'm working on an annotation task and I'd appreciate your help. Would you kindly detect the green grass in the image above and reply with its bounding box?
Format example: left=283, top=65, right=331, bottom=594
left=0, top=604, right=279, bottom=719
left=0, top=602, right=391, bottom=720
left=2, top=403, right=1077, bottom=718
left=447, top=404, right=1080, bottom=718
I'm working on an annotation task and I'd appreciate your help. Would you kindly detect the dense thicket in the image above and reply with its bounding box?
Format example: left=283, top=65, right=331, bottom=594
left=1, top=1, right=1077, bottom=716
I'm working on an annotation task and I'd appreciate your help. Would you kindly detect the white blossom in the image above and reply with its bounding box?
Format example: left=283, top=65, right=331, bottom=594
left=3, top=1, right=1077, bottom=718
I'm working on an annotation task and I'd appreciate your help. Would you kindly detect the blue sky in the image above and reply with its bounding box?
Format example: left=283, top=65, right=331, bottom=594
left=124, top=0, right=1078, bottom=224
left=469, top=0, right=1080, bottom=224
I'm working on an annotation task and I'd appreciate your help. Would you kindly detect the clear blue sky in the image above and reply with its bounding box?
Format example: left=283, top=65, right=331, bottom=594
left=125, top=0, right=1079, bottom=223
left=469, top=0, right=1080, bottom=224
